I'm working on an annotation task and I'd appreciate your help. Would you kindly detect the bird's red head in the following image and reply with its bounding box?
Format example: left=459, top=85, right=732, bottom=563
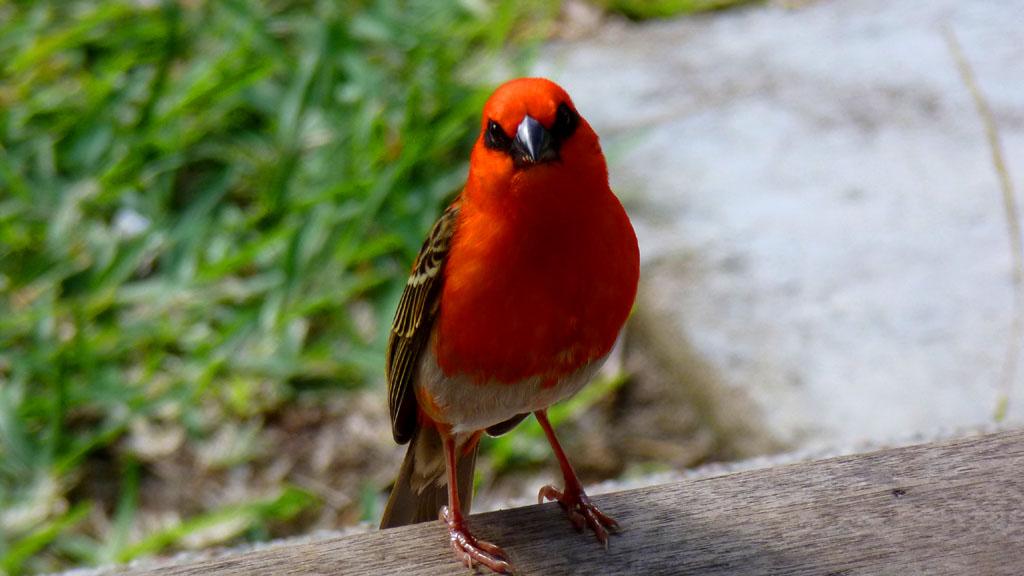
left=466, top=78, right=607, bottom=204
left=438, top=77, right=639, bottom=386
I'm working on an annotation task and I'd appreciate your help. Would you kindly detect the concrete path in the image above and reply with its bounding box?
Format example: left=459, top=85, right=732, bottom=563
left=537, top=0, right=1024, bottom=455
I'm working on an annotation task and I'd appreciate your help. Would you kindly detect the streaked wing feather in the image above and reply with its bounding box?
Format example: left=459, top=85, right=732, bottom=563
left=386, top=200, right=460, bottom=444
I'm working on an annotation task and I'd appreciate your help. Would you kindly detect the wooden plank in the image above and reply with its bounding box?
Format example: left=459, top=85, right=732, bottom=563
left=121, top=429, right=1024, bottom=575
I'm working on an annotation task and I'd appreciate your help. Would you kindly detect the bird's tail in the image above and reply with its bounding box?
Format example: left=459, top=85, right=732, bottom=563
left=380, top=425, right=478, bottom=528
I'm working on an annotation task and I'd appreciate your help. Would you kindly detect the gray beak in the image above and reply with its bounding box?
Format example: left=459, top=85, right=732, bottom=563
left=512, top=115, right=557, bottom=165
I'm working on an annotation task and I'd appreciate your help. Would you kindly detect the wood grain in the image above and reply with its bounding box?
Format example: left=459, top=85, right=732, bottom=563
left=121, top=429, right=1024, bottom=575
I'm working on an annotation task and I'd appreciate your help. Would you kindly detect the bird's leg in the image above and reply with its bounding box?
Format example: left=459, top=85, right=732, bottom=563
left=439, top=431, right=512, bottom=574
left=535, top=409, right=620, bottom=547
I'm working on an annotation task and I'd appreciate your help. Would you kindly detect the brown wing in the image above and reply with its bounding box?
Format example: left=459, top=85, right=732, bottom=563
left=386, top=200, right=461, bottom=444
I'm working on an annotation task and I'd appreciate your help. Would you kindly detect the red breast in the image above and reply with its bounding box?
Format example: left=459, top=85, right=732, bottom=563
left=434, top=79, right=640, bottom=386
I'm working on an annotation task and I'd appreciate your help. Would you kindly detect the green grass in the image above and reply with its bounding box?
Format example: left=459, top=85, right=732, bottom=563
left=597, top=0, right=757, bottom=20
left=0, top=1, right=556, bottom=573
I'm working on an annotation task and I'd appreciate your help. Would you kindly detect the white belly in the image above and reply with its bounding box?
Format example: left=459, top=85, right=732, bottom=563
left=415, top=348, right=604, bottom=433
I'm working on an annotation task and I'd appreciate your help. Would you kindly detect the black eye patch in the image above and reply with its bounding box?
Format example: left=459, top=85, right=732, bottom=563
left=552, top=103, right=578, bottom=140
left=484, top=120, right=512, bottom=151
left=482, top=102, right=578, bottom=163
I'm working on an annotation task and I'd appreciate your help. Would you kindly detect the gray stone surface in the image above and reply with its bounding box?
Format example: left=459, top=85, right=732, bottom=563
left=536, top=0, right=1024, bottom=455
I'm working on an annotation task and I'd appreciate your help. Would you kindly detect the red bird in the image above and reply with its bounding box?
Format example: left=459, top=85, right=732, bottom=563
left=380, top=77, right=640, bottom=573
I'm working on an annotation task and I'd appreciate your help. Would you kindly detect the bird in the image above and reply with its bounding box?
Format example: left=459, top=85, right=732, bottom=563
left=379, top=77, right=640, bottom=573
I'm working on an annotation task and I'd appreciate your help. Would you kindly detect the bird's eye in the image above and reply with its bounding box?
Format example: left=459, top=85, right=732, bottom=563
left=484, top=120, right=511, bottom=151
left=553, top=103, right=578, bottom=139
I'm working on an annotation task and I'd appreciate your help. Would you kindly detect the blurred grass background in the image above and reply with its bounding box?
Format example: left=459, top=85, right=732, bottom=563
left=0, top=1, right=559, bottom=572
left=0, top=0, right=745, bottom=573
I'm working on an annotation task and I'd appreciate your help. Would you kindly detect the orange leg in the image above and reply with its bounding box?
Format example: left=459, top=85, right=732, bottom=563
left=439, top=430, right=512, bottom=573
left=535, top=409, right=620, bottom=547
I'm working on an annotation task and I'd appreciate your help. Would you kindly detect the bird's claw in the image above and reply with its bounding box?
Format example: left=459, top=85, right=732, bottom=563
left=440, top=506, right=513, bottom=574
left=537, top=484, right=619, bottom=547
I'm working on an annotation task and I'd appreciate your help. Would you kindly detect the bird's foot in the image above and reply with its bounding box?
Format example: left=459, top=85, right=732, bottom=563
left=538, top=484, right=619, bottom=548
left=440, top=505, right=513, bottom=574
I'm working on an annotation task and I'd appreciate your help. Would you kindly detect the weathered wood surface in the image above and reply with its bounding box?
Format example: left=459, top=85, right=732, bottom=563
left=122, top=429, right=1024, bottom=575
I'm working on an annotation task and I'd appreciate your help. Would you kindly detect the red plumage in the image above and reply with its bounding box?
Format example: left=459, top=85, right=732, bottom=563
left=381, top=78, right=639, bottom=574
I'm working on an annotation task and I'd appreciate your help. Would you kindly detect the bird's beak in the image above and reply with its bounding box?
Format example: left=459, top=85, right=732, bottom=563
left=512, top=115, right=558, bottom=166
